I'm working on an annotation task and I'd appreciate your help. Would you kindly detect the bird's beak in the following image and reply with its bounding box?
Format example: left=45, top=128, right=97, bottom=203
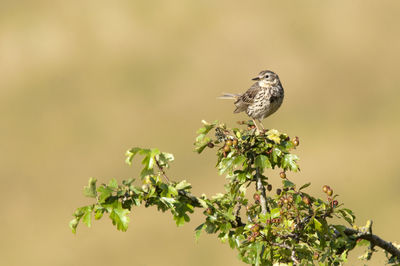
left=252, top=77, right=260, bottom=81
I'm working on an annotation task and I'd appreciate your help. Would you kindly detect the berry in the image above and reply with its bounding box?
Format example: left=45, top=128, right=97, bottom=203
left=129, top=191, right=134, bottom=196
left=223, top=145, right=231, bottom=152
left=207, top=142, right=214, bottom=148
left=206, top=208, right=213, bottom=215
left=293, top=136, right=300, bottom=146
left=267, top=184, right=272, bottom=191
left=302, top=196, right=310, bottom=205
left=332, top=200, right=338, bottom=207
left=253, top=193, right=260, bottom=203
left=323, top=185, right=330, bottom=193
left=252, top=231, right=260, bottom=237
left=288, top=195, right=294, bottom=203
left=232, top=139, right=238, bottom=146
left=327, top=188, right=333, bottom=197
left=313, top=252, right=319, bottom=260
left=280, top=171, right=286, bottom=179
left=276, top=188, right=282, bottom=195
left=283, top=198, right=289, bottom=204
left=248, top=236, right=256, bottom=243
left=226, top=140, right=233, bottom=146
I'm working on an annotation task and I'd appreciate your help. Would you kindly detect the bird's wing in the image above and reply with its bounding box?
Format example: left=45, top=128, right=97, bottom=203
left=236, top=83, right=259, bottom=104
left=233, top=83, right=259, bottom=113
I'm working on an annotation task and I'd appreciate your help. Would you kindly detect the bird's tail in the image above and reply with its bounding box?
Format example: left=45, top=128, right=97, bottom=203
left=217, top=93, right=240, bottom=100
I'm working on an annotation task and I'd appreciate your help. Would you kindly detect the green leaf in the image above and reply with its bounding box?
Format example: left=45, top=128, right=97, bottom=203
left=197, top=198, right=208, bottom=208
left=195, top=223, right=205, bottom=241
left=266, top=129, right=281, bottom=144
left=356, top=239, right=370, bottom=247
left=175, top=180, right=192, bottom=190
left=82, top=206, right=93, bottom=227
left=108, top=178, right=118, bottom=189
left=109, top=202, right=130, bottom=231
left=299, top=182, right=311, bottom=191
left=282, top=154, right=299, bottom=172
left=83, top=178, right=97, bottom=198
left=157, top=152, right=174, bottom=167
left=125, top=147, right=142, bottom=165
left=270, top=208, right=281, bottom=219
left=233, top=155, right=246, bottom=167
left=271, top=148, right=282, bottom=163
left=254, top=155, right=272, bottom=170
left=218, top=157, right=234, bottom=175
left=69, top=218, right=79, bottom=234
left=313, top=218, right=323, bottom=232
left=94, top=206, right=105, bottom=220
left=174, top=214, right=186, bottom=227
left=338, top=209, right=355, bottom=225
left=140, top=167, right=154, bottom=178
left=196, top=120, right=216, bottom=135
left=283, top=179, right=295, bottom=188
left=97, top=186, right=113, bottom=203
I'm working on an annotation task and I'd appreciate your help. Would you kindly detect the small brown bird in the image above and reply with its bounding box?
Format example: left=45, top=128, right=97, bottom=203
left=219, top=70, right=284, bottom=131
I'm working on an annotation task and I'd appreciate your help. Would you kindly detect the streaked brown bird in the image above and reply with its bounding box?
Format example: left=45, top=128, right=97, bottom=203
left=219, top=70, right=284, bottom=131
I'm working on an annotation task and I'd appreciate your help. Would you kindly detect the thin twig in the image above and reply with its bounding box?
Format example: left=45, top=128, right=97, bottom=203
left=155, top=158, right=171, bottom=183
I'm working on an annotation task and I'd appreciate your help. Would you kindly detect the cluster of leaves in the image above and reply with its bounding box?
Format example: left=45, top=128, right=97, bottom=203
left=70, top=120, right=400, bottom=265
left=70, top=148, right=200, bottom=233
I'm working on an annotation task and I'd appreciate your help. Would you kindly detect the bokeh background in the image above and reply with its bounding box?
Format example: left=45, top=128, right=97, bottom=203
left=1, top=1, right=400, bottom=265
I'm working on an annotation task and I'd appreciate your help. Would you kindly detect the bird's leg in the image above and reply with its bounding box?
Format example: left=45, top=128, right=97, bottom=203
left=252, top=119, right=261, bottom=132
left=258, top=120, right=266, bottom=131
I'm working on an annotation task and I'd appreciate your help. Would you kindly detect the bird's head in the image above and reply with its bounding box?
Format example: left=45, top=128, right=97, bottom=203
left=252, top=70, right=279, bottom=87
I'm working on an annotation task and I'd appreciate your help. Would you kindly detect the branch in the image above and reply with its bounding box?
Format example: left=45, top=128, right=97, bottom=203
left=343, top=222, right=400, bottom=259
left=272, top=242, right=300, bottom=265
left=234, top=202, right=245, bottom=227
left=255, top=168, right=268, bottom=215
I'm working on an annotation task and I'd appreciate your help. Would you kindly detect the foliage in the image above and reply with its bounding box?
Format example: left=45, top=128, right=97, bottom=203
left=70, top=120, right=400, bottom=265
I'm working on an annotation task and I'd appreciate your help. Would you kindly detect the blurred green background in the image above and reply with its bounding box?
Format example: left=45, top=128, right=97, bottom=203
left=1, top=1, right=400, bottom=265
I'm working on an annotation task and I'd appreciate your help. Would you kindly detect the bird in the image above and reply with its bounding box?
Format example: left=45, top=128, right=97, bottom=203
left=219, top=70, right=284, bottom=131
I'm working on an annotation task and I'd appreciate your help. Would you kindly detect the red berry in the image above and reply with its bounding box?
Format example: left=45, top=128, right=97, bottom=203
left=280, top=171, right=286, bottom=179
left=223, top=145, right=231, bottom=152
left=332, top=200, right=338, bottom=207
left=253, top=193, right=260, bottom=203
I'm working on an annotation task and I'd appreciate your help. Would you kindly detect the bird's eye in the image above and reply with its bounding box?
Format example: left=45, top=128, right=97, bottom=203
left=265, top=75, right=269, bottom=79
